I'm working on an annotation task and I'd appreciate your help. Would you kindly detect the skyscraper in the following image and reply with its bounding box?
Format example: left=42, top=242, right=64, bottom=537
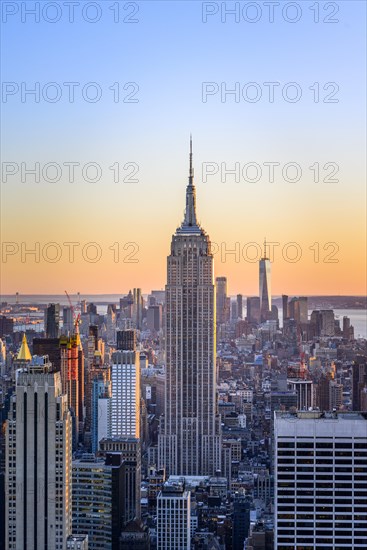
left=116, top=329, right=136, bottom=351
left=282, top=294, right=288, bottom=324
left=106, top=304, right=116, bottom=344
left=157, top=480, right=191, bottom=550
left=100, top=437, right=141, bottom=524
left=45, top=303, right=60, bottom=338
left=6, top=355, right=72, bottom=550
left=146, top=304, right=163, bottom=332
left=274, top=410, right=367, bottom=549
left=216, top=276, right=229, bottom=325
left=91, top=376, right=111, bottom=453
left=352, top=356, right=367, bottom=411
left=232, top=495, right=250, bottom=550
left=62, top=307, right=74, bottom=336
left=158, top=139, right=221, bottom=476
left=310, top=309, right=335, bottom=337
left=33, top=337, right=61, bottom=371
left=288, top=296, right=308, bottom=325
left=111, top=331, right=140, bottom=438
left=259, top=241, right=271, bottom=322
left=231, top=299, right=238, bottom=321
left=72, top=453, right=125, bottom=549
left=342, top=315, right=354, bottom=340
left=247, top=296, right=261, bottom=324
left=236, top=294, right=243, bottom=319
left=60, top=334, right=84, bottom=447
left=132, top=289, right=143, bottom=329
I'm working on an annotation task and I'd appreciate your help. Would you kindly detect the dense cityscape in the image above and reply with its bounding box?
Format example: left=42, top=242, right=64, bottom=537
left=0, top=144, right=366, bottom=549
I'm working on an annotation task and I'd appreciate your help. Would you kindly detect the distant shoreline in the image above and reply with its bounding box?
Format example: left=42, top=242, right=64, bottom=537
left=2, top=294, right=366, bottom=309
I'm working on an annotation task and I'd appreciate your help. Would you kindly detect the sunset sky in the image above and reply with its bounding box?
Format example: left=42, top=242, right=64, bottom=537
left=1, top=1, right=366, bottom=296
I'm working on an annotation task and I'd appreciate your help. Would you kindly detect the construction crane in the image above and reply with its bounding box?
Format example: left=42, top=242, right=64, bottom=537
left=64, top=291, right=81, bottom=334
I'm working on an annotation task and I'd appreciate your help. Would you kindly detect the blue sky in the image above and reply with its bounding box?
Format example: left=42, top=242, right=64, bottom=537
left=1, top=0, right=366, bottom=295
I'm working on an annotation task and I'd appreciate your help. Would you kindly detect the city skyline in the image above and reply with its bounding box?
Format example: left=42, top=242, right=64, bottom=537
left=1, top=2, right=366, bottom=548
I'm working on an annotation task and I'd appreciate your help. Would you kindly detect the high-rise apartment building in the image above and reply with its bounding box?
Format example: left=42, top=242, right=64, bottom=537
left=231, top=299, right=238, bottom=321
left=62, top=307, right=74, bottom=336
left=33, top=337, right=61, bottom=371
left=0, top=316, right=13, bottom=338
left=157, top=480, right=191, bottom=550
left=99, top=437, right=141, bottom=523
left=6, top=355, right=72, bottom=550
left=216, top=276, right=229, bottom=325
left=147, top=304, right=163, bottom=332
left=232, top=495, right=250, bottom=550
left=60, top=334, right=84, bottom=447
left=236, top=293, right=243, bottom=319
left=274, top=411, right=367, bottom=549
left=116, top=329, right=136, bottom=351
left=111, top=332, right=140, bottom=438
left=72, top=453, right=125, bottom=550
left=45, top=303, right=60, bottom=338
left=342, top=315, right=354, bottom=340
left=282, top=295, right=289, bottom=324
left=106, top=304, right=117, bottom=344
left=158, top=140, right=221, bottom=476
left=352, top=356, right=367, bottom=411
left=310, top=310, right=335, bottom=337
left=132, top=289, right=143, bottom=329
left=329, top=380, right=343, bottom=410
left=84, top=350, right=108, bottom=434
left=247, top=296, right=261, bottom=324
left=91, top=376, right=111, bottom=453
left=288, top=297, right=308, bottom=325
left=317, top=372, right=334, bottom=411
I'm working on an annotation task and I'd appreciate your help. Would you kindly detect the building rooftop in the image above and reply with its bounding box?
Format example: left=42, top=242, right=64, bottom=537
left=275, top=410, right=367, bottom=421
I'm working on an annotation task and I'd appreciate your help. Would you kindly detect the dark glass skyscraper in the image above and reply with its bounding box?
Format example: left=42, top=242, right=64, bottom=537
left=45, top=303, right=60, bottom=338
left=259, top=242, right=271, bottom=322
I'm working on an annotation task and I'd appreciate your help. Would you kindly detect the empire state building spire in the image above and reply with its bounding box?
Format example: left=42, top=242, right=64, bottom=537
left=183, top=135, right=198, bottom=228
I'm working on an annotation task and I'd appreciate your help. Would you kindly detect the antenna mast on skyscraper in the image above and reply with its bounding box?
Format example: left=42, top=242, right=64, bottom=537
left=189, top=134, right=194, bottom=184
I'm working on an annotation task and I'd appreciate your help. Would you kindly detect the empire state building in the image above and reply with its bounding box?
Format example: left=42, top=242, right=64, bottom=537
left=158, top=139, right=221, bottom=476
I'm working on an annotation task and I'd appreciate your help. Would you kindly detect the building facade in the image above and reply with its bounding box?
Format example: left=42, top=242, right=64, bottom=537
left=99, top=437, right=141, bottom=524
left=72, top=453, right=124, bottom=550
left=216, top=277, right=229, bottom=325
left=274, top=411, right=367, bottom=549
left=259, top=244, right=271, bottom=322
left=157, top=481, right=191, bottom=550
left=6, top=355, right=72, bottom=550
left=111, top=345, right=140, bottom=439
left=158, top=140, right=221, bottom=476
left=287, top=379, right=314, bottom=410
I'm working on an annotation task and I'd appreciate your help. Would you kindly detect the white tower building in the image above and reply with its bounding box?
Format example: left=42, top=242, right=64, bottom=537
left=111, top=345, right=140, bottom=438
left=157, top=480, right=191, bottom=549
left=6, top=355, right=72, bottom=550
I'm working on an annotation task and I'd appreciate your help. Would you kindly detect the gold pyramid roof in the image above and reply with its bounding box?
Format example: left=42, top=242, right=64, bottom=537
left=17, top=334, right=32, bottom=362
